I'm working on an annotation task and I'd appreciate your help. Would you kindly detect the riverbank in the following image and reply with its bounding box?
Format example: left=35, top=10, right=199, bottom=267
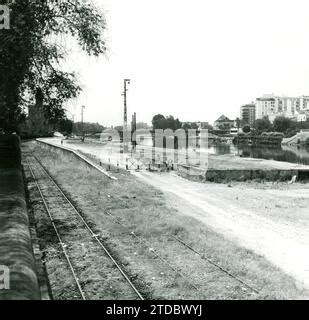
left=179, top=153, right=309, bottom=183
left=39, top=138, right=309, bottom=183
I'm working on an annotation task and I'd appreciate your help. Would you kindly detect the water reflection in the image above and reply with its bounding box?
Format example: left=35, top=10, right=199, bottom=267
left=209, top=143, right=309, bottom=165
left=139, top=136, right=309, bottom=165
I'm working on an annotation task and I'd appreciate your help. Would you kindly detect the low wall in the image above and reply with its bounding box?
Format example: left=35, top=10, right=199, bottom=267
left=0, top=135, right=40, bottom=300
left=177, top=164, right=300, bottom=183
left=36, top=139, right=117, bottom=180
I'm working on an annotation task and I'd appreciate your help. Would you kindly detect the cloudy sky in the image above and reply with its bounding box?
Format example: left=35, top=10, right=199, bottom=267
left=66, top=0, right=309, bottom=126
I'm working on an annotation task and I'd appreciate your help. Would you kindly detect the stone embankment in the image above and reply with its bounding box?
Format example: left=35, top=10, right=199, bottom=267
left=0, top=135, right=40, bottom=300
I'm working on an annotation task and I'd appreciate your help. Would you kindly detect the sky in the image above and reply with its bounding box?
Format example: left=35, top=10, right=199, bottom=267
left=65, top=0, right=309, bottom=127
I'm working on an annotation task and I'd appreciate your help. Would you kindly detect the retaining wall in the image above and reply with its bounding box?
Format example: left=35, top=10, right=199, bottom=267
left=36, top=139, right=117, bottom=180
left=0, top=135, right=40, bottom=300
left=177, top=164, right=301, bottom=183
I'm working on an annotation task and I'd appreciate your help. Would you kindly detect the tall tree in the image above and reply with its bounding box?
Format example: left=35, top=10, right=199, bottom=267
left=182, top=122, right=199, bottom=131
left=273, top=116, right=295, bottom=133
left=254, top=117, right=272, bottom=133
left=152, top=114, right=166, bottom=130
left=165, top=115, right=182, bottom=131
left=152, top=114, right=182, bottom=130
left=0, top=0, right=106, bottom=132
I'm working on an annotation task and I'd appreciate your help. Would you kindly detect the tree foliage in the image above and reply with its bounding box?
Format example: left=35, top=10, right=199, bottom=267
left=0, top=0, right=106, bottom=131
left=152, top=114, right=166, bottom=130
left=57, top=118, right=73, bottom=136
left=74, top=122, right=105, bottom=135
left=152, top=114, right=182, bottom=130
left=273, top=116, right=295, bottom=133
left=254, top=117, right=272, bottom=133
left=182, top=122, right=199, bottom=131
left=242, top=125, right=251, bottom=133
left=253, top=116, right=309, bottom=136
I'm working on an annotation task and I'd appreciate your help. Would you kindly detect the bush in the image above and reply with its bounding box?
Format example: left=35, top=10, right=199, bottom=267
left=271, top=132, right=284, bottom=138
left=243, top=125, right=251, bottom=133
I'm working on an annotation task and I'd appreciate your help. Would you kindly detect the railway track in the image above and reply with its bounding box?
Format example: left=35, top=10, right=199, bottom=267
left=171, top=236, right=259, bottom=294
left=103, top=210, right=260, bottom=296
left=26, top=151, right=259, bottom=299
left=26, top=156, right=145, bottom=300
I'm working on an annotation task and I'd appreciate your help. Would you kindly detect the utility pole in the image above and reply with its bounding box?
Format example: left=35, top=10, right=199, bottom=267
left=131, top=112, right=137, bottom=151
left=81, top=105, right=85, bottom=142
left=236, top=117, right=240, bottom=156
left=122, top=79, right=131, bottom=153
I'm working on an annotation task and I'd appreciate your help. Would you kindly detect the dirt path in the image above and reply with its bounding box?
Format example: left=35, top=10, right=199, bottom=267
left=133, top=171, right=309, bottom=292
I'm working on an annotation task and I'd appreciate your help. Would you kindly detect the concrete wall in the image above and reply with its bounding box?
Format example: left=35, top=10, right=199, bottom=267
left=177, top=164, right=300, bottom=183
left=0, top=135, right=40, bottom=300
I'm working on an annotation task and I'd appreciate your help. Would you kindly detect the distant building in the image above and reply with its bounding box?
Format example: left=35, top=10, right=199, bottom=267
left=188, top=122, right=211, bottom=130
left=181, top=121, right=212, bottom=131
left=214, top=115, right=235, bottom=131
left=255, top=94, right=309, bottom=122
left=240, top=104, right=256, bottom=127
left=25, top=89, right=52, bottom=137
left=196, top=122, right=211, bottom=130
left=230, top=127, right=243, bottom=136
left=255, top=96, right=276, bottom=120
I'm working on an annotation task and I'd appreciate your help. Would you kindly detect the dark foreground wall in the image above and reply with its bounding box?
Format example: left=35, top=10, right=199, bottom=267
left=0, top=135, right=40, bottom=300
left=0, top=135, right=21, bottom=168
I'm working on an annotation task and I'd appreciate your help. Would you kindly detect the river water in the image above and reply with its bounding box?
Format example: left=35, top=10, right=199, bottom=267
left=207, top=143, right=309, bottom=166
left=83, top=133, right=309, bottom=166
left=138, top=136, right=309, bottom=165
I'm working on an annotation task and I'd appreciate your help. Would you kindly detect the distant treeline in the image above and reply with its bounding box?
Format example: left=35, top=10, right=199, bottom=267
left=234, top=132, right=284, bottom=146
left=253, top=116, right=309, bottom=137
left=152, top=114, right=213, bottom=131
left=73, top=122, right=105, bottom=135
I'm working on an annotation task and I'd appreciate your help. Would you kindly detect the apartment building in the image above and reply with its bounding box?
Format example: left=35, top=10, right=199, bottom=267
left=240, top=104, right=256, bottom=126
left=255, top=95, right=309, bottom=122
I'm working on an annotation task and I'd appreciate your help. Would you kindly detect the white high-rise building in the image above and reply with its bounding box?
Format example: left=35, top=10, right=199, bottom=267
left=255, top=95, right=309, bottom=122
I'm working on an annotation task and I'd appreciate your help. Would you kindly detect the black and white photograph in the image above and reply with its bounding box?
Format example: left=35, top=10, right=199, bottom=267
left=1, top=0, right=309, bottom=314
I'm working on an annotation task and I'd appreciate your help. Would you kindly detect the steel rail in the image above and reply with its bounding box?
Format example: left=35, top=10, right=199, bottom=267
left=33, top=156, right=144, bottom=300
left=171, top=235, right=260, bottom=294
left=102, top=211, right=259, bottom=295
left=103, top=211, right=200, bottom=292
left=26, top=158, right=87, bottom=300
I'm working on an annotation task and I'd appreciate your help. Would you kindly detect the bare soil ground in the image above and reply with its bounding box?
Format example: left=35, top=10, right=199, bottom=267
left=134, top=171, right=309, bottom=293
left=22, top=141, right=309, bottom=299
